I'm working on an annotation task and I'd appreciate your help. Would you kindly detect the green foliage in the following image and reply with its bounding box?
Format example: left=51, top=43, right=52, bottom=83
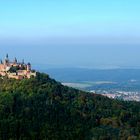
left=0, top=73, right=139, bottom=140
left=8, top=66, right=20, bottom=73
left=8, top=65, right=26, bottom=73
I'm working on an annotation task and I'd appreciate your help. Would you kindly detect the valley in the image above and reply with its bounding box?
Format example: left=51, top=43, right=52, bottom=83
left=45, top=68, right=140, bottom=101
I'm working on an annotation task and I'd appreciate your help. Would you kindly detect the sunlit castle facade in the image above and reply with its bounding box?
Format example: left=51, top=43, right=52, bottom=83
left=0, top=54, right=36, bottom=79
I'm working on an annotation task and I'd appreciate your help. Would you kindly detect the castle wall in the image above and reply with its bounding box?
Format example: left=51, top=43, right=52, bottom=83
left=8, top=74, right=24, bottom=80
left=0, top=64, right=6, bottom=72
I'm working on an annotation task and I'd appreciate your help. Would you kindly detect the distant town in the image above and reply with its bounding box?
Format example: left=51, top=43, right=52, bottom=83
left=0, top=54, right=36, bottom=79
left=91, top=90, right=140, bottom=102
left=62, top=80, right=140, bottom=102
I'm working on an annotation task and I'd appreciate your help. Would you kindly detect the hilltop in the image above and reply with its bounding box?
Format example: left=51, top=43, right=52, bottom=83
left=0, top=72, right=140, bottom=140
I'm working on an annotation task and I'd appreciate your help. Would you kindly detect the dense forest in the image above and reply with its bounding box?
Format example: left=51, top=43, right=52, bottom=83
left=0, top=73, right=140, bottom=140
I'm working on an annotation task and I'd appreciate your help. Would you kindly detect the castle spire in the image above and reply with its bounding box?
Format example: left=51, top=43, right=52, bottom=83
left=4, top=54, right=9, bottom=65
left=22, top=59, right=24, bottom=64
left=14, top=57, right=17, bottom=63
left=6, top=54, right=8, bottom=59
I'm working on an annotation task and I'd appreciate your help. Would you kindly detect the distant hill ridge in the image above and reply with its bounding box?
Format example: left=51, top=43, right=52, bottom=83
left=44, top=68, right=140, bottom=82
left=0, top=72, right=140, bottom=140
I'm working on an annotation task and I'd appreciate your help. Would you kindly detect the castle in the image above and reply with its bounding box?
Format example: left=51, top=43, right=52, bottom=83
left=0, top=54, right=36, bottom=80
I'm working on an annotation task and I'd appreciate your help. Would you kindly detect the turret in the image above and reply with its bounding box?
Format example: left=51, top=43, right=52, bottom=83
left=0, top=60, right=3, bottom=64
left=4, top=54, right=9, bottom=65
left=22, top=59, right=24, bottom=64
left=6, top=54, right=8, bottom=59
left=27, top=62, right=31, bottom=71
left=14, top=57, right=17, bottom=64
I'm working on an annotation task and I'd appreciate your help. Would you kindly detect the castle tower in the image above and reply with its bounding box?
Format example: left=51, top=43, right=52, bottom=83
left=14, top=57, right=17, bottom=64
left=0, top=60, right=3, bottom=64
left=4, top=54, right=9, bottom=65
left=22, top=59, right=24, bottom=64
left=27, top=62, right=31, bottom=71
left=6, top=54, right=8, bottom=59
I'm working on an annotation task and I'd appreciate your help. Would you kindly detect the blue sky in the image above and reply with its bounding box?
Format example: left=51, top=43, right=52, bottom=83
left=0, top=0, right=140, bottom=68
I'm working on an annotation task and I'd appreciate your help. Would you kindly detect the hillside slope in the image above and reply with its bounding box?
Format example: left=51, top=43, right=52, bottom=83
left=0, top=73, right=140, bottom=140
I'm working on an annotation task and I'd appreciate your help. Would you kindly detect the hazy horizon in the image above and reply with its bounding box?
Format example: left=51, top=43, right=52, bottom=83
left=1, top=0, right=140, bottom=69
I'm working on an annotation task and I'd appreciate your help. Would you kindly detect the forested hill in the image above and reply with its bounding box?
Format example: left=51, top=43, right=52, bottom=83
left=0, top=73, right=140, bottom=140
